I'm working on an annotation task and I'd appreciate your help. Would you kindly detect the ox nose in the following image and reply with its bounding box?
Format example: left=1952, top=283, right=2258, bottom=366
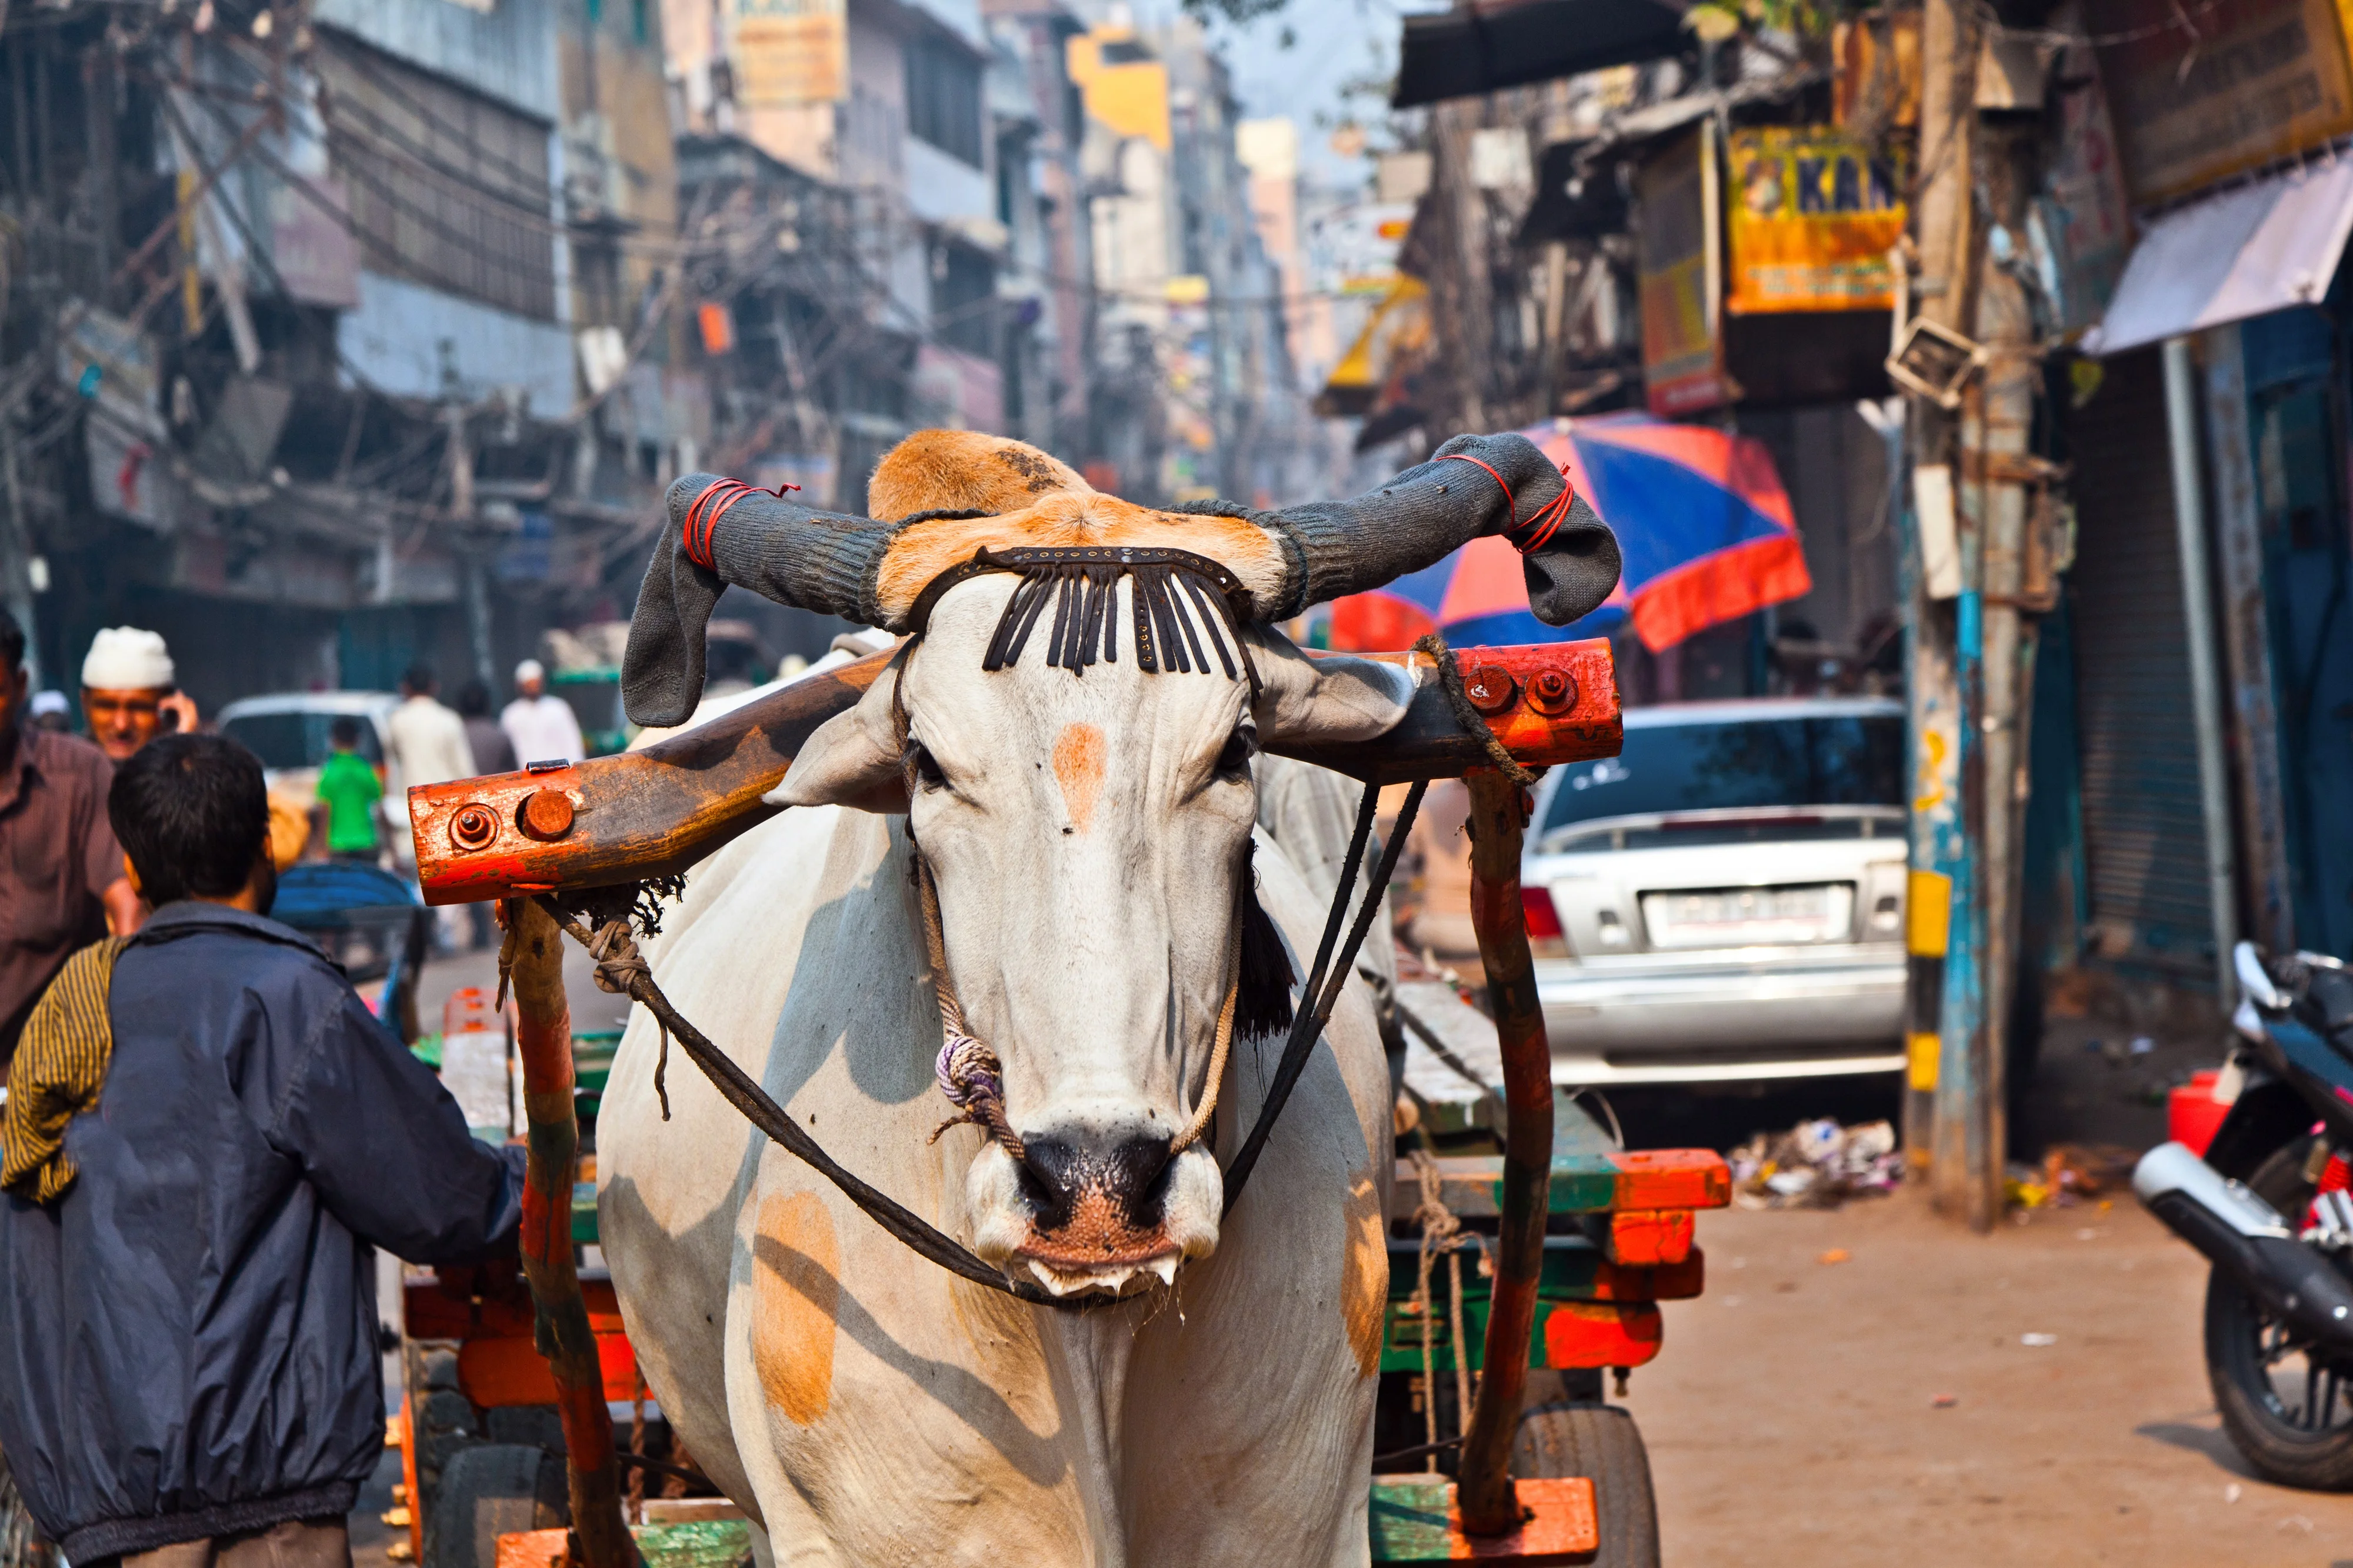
left=1016, top=1131, right=1175, bottom=1239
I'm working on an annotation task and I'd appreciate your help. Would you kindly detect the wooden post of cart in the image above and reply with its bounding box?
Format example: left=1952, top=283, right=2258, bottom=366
left=501, top=899, right=638, bottom=1568
left=1452, top=767, right=1554, bottom=1534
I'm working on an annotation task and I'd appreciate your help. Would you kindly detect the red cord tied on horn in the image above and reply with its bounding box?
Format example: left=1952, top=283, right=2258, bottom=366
left=1438, top=453, right=1578, bottom=555
left=679, top=476, right=802, bottom=570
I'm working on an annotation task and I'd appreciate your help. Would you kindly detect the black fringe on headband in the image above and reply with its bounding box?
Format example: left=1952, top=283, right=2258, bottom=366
left=982, top=560, right=1242, bottom=681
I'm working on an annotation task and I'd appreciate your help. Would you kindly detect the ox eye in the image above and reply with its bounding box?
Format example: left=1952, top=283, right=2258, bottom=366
left=909, top=743, right=949, bottom=792
left=1215, top=729, right=1256, bottom=780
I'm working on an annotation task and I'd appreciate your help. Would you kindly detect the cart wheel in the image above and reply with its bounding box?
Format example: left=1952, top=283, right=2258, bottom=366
left=1513, top=1402, right=1660, bottom=1568
left=422, top=1444, right=568, bottom=1568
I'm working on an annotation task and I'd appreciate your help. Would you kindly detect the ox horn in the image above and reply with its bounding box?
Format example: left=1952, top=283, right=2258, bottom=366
left=1251, top=432, right=1621, bottom=628
left=623, top=473, right=897, bottom=728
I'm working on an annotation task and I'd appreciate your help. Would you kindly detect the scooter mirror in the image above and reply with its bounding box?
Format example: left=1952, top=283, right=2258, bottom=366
left=2235, top=940, right=2284, bottom=1010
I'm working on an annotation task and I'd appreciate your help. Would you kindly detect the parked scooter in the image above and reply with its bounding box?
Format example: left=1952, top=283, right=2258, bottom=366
left=2136, top=942, right=2353, bottom=1488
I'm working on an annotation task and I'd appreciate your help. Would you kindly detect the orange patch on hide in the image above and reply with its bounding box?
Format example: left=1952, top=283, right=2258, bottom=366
left=752, top=1191, right=841, bottom=1425
left=1340, top=1171, right=1387, bottom=1377
left=1052, top=723, right=1106, bottom=833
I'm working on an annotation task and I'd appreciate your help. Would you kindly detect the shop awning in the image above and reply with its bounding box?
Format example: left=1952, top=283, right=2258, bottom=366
left=2087, top=158, right=2353, bottom=355
left=1392, top=0, right=1688, bottom=108
left=1515, top=140, right=1629, bottom=244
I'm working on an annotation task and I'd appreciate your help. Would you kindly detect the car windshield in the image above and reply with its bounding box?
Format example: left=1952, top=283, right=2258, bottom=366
left=1542, top=710, right=1904, bottom=835
left=221, top=710, right=383, bottom=770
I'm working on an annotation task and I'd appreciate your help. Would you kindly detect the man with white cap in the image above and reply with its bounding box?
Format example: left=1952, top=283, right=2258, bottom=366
left=80, top=629, right=198, bottom=763
left=498, top=659, right=584, bottom=768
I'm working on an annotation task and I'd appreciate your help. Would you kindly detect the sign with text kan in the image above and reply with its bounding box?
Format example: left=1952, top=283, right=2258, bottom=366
left=1637, top=129, right=1729, bottom=415
left=1725, top=127, right=1907, bottom=313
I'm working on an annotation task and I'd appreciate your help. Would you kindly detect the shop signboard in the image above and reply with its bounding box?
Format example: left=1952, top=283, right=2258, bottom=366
left=733, top=0, right=848, bottom=106
left=2087, top=0, right=2353, bottom=205
left=1724, top=127, right=1907, bottom=313
left=2033, top=42, right=2135, bottom=333
left=1636, top=129, right=1729, bottom=415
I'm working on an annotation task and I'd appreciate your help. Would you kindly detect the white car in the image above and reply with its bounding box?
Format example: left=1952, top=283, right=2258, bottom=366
left=1524, top=696, right=1909, bottom=1086
left=216, top=691, right=406, bottom=845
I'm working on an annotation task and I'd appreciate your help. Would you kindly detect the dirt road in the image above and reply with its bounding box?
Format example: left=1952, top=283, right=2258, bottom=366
left=1629, top=1187, right=2353, bottom=1566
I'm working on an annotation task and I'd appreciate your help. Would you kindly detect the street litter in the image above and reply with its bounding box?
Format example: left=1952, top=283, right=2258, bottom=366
left=1729, top=1119, right=1902, bottom=1209
left=2005, top=1143, right=2138, bottom=1209
left=2226, top=1484, right=2242, bottom=1504
left=1817, top=1248, right=1851, bottom=1265
left=1931, top=1393, right=1958, bottom=1408
left=2020, top=1333, right=2058, bottom=1347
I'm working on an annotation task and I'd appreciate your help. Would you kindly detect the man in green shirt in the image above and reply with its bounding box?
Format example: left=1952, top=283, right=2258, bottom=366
left=313, top=718, right=383, bottom=863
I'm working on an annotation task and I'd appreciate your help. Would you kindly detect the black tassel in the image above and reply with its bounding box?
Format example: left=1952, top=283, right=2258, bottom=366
left=1234, top=837, right=1297, bottom=1039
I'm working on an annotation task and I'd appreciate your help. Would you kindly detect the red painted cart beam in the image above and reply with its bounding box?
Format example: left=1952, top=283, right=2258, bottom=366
left=502, top=900, right=638, bottom=1568
left=1454, top=769, right=1554, bottom=1536
left=408, top=641, right=1620, bottom=907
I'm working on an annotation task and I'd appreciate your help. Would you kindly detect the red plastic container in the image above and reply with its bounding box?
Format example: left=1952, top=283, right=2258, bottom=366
left=2169, top=1070, right=2229, bottom=1158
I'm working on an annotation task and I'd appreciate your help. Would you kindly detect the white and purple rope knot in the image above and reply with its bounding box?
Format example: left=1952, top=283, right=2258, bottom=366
left=930, top=1030, right=1026, bottom=1159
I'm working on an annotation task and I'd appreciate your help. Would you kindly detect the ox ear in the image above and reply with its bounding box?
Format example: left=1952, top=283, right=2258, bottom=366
left=1251, top=639, right=1419, bottom=748
left=768, top=672, right=912, bottom=814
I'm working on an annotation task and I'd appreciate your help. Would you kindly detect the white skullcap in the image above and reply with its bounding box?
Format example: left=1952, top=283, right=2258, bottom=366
left=27, top=690, right=68, bottom=718
left=82, top=627, right=175, bottom=690
left=514, top=658, right=546, bottom=684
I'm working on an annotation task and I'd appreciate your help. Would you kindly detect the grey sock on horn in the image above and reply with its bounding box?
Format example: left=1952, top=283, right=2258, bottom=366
left=1254, top=432, right=1621, bottom=625
left=622, top=472, right=894, bottom=728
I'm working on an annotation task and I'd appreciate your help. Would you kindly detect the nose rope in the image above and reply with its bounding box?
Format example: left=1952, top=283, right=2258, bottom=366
left=918, top=857, right=1028, bottom=1162
left=916, top=850, right=1243, bottom=1162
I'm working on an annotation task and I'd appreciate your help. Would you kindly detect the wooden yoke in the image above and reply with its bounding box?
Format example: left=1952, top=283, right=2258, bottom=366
left=410, top=640, right=1620, bottom=905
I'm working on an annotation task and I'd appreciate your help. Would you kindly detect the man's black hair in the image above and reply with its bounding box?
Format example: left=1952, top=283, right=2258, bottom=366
left=403, top=661, right=436, bottom=694
left=455, top=678, right=492, bottom=718
left=0, top=607, right=24, bottom=675
left=329, top=715, right=363, bottom=747
left=109, top=733, right=266, bottom=906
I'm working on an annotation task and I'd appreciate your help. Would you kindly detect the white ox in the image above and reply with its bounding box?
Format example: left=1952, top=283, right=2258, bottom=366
left=591, top=429, right=1608, bottom=1566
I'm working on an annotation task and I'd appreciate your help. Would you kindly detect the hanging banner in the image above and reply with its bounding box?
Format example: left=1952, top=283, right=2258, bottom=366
left=1724, top=127, right=1906, bottom=313
left=1637, top=128, right=1729, bottom=415
left=2087, top=0, right=2353, bottom=205
left=732, top=0, right=848, bottom=106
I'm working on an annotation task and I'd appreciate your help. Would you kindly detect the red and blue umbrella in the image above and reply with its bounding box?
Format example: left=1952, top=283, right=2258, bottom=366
left=1325, top=413, right=1812, bottom=652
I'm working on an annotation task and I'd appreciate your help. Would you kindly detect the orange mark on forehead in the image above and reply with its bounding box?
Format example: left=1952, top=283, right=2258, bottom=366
left=1053, top=722, right=1106, bottom=834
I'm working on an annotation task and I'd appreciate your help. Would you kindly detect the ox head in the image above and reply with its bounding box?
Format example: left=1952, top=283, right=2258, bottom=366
left=620, top=431, right=1619, bottom=1297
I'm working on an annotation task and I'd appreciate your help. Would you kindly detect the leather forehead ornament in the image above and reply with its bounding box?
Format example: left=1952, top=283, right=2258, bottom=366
left=621, top=428, right=1622, bottom=729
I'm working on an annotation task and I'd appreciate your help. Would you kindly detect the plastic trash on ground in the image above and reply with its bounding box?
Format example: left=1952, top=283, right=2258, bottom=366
left=1728, top=1118, right=1902, bottom=1210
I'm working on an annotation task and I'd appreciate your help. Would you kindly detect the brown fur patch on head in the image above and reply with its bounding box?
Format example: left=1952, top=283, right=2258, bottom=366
left=875, top=491, right=1290, bottom=628
left=868, top=430, right=1091, bottom=521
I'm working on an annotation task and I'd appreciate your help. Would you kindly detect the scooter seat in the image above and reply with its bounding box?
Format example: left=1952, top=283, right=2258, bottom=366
left=2308, top=968, right=2353, bottom=1032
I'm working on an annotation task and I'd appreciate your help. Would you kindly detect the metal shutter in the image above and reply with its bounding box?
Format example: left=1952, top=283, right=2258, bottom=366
left=2065, top=347, right=2215, bottom=980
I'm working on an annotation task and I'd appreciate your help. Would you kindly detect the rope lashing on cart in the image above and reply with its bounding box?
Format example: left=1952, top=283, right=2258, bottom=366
left=519, top=623, right=1532, bottom=1302
left=1408, top=1146, right=1483, bottom=1472
left=1414, top=631, right=1542, bottom=790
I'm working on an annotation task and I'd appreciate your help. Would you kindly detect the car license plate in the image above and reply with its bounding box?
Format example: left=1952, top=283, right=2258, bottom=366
left=1640, top=884, right=1845, bottom=948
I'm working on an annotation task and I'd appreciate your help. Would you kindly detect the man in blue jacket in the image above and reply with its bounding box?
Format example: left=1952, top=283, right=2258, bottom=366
left=0, top=733, right=527, bottom=1568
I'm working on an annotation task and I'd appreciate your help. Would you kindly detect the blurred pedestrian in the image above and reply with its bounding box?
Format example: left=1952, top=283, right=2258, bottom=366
left=499, top=659, right=584, bottom=767
left=0, top=610, right=136, bottom=1568
left=384, top=663, right=474, bottom=790
left=0, top=733, right=526, bottom=1568
left=79, top=629, right=198, bottom=762
left=455, top=679, right=515, bottom=776
left=0, top=609, right=141, bottom=1078
left=312, top=718, right=382, bottom=865
left=24, top=695, right=68, bottom=735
